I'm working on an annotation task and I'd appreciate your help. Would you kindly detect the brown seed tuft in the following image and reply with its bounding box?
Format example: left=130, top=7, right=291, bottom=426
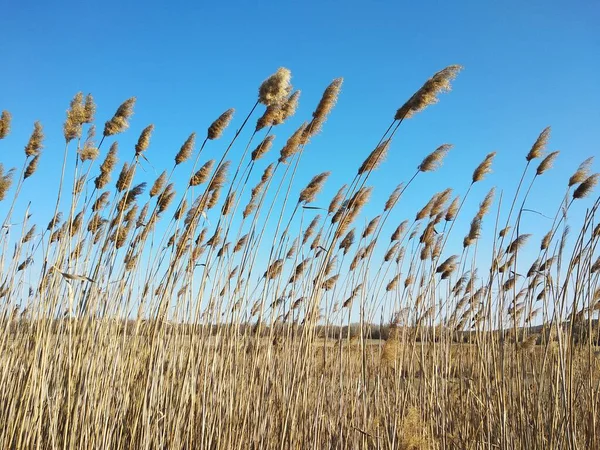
left=472, top=152, right=496, bottom=183
left=25, top=122, right=44, bottom=157
left=303, top=215, right=321, bottom=245
left=0, top=111, right=12, bottom=139
left=279, top=123, right=307, bottom=163
left=328, top=184, right=347, bottom=214
left=250, top=135, right=275, bottom=161
left=445, top=196, right=460, bottom=221
left=83, top=94, right=95, bottom=123
left=419, top=144, right=452, bottom=172
left=395, top=65, right=462, bottom=120
left=536, top=151, right=559, bottom=175
left=526, top=126, right=551, bottom=162
left=149, top=171, right=167, bottom=197
left=208, top=161, right=230, bottom=192
left=190, top=159, right=215, bottom=186
left=95, top=143, right=118, bottom=189
left=24, top=155, right=40, bottom=179
left=384, top=183, right=404, bottom=212
left=573, top=173, right=599, bottom=199
left=569, top=157, right=594, bottom=187
left=63, top=92, right=85, bottom=142
left=362, top=215, right=380, bottom=238
left=258, top=68, right=292, bottom=107
left=208, top=108, right=234, bottom=140
left=507, top=234, right=531, bottom=254
left=0, top=164, right=15, bottom=201
left=301, top=78, right=343, bottom=144
left=299, top=172, right=330, bottom=204
left=116, top=162, right=135, bottom=192
left=135, top=124, right=154, bottom=156
left=175, top=132, right=196, bottom=165
left=104, top=97, right=136, bottom=136
left=358, top=140, right=391, bottom=175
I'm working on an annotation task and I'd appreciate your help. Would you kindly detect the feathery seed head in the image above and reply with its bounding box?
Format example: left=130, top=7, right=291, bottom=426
left=208, top=161, right=230, bottom=192
left=384, top=183, right=404, bottom=212
left=149, top=171, right=167, bottom=197
left=526, top=126, right=551, bottom=161
left=24, top=155, right=40, bottom=179
left=362, top=215, right=380, bottom=238
left=175, top=132, right=196, bottom=165
left=25, top=121, right=44, bottom=157
left=258, top=67, right=292, bottom=107
left=303, top=215, right=321, bottom=245
left=280, top=90, right=301, bottom=122
left=208, top=108, right=234, bottom=140
left=83, top=94, right=95, bottom=123
left=0, top=110, right=12, bottom=139
left=339, top=228, right=355, bottom=255
left=476, top=187, right=495, bottom=220
left=92, top=192, right=110, bottom=212
left=299, top=171, right=330, bottom=204
left=328, top=184, right=347, bottom=214
left=445, top=196, right=460, bottom=221
left=190, top=159, right=215, bottom=186
left=279, top=123, right=307, bottom=163
left=391, top=220, right=408, bottom=242
left=507, top=234, right=531, bottom=254
left=419, top=144, right=452, bottom=172
left=63, top=92, right=85, bottom=142
left=116, top=162, right=134, bottom=192
left=0, top=164, right=15, bottom=201
left=573, top=173, right=599, bottom=199
left=358, top=139, right=391, bottom=175
left=569, top=157, right=594, bottom=187
left=472, top=151, right=496, bottom=183
left=536, top=150, right=559, bottom=175
left=104, top=97, right=136, bottom=136
left=395, top=65, right=462, bottom=120
left=251, top=135, right=275, bottom=161
left=301, top=78, right=343, bottom=144
left=95, top=142, right=118, bottom=189
left=135, top=124, right=154, bottom=156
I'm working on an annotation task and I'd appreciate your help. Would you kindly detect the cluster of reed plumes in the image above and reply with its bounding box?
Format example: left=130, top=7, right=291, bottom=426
left=1, top=66, right=599, bottom=450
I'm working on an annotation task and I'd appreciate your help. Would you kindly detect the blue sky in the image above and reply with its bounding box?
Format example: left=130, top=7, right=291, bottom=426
left=1, top=0, right=599, bottom=320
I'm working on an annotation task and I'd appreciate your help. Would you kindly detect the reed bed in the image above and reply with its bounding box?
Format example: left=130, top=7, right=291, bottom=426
left=0, top=66, right=599, bottom=449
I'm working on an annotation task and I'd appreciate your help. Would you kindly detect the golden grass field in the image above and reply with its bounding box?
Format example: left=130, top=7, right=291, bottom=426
left=1, top=67, right=599, bottom=449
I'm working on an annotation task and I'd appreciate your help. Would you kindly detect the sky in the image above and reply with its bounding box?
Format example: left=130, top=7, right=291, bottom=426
left=1, top=0, right=599, bottom=321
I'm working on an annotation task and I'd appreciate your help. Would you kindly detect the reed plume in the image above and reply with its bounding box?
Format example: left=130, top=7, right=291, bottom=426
left=135, top=125, right=154, bottom=156
left=175, top=132, right=196, bottom=165
left=0, top=110, right=11, bottom=139
left=418, top=144, right=452, bottom=172
left=251, top=135, right=275, bottom=161
left=536, top=150, right=559, bottom=175
left=103, top=97, right=136, bottom=136
left=526, top=126, right=551, bottom=161
left=301, top=78, right=343, bottom=143
left=472, top=152, right=496, bottom=183
left=190, top=160, right=215, bottom=186
left=208, top=109, right=234, bottom=140
left=258, top=67, right=292, bottom=107
left=568, top=157, right=594, bottom=187
left=573, top=173, right=599, bottom=199
left=358, top=140, right=391, bottom=175
left=24, top=121, right=44, bottom=157
left=298, top=172, right=330, bottom=204
left=395, top=65, right=462, bottom=120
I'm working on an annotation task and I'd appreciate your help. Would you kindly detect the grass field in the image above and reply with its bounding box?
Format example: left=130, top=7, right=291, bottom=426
left=1, top=67, right=599, bottom=449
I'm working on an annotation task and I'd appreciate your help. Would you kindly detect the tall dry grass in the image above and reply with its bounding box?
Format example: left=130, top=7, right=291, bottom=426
left=1, top=67, right=599, bottom=449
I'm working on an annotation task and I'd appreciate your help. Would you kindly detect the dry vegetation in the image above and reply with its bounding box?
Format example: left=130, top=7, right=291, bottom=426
left=1, top=66, right=599, bottom=449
